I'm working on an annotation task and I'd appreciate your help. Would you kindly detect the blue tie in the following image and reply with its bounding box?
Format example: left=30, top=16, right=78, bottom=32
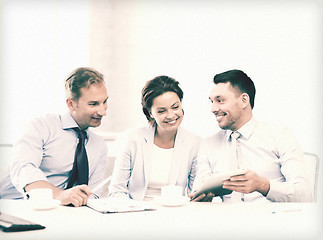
left=66, top=128, right=89, bottom=188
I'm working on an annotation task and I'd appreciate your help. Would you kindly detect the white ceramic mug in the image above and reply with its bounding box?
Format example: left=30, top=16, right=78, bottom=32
left=161, top=185, right=182, bottom=200
left=28, top=188, right=53, bottom=201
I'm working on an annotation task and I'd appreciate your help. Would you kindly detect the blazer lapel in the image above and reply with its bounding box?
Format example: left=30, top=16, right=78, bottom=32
left=142, top=125, right=155, bottom=185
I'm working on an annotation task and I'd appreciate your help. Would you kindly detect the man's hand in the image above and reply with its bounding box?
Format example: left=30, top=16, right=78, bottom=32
left=222, top=170, right=270, bottom=196
left=54, top=185, right=91, bottom=207
left=25, top=181, right=92, bottom=207
left=188, top=192, right=215, bottom=202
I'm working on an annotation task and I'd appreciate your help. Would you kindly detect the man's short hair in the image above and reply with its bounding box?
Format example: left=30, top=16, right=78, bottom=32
left=213, top=69, right=256, bottom=109
left=65, top=67, right=105, bottom=101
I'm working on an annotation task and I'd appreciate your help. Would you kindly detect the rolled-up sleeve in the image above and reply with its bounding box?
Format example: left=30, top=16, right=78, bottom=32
left=10, top=118, right=49, bottom=193
left=266, top=127, right=312, bottom=202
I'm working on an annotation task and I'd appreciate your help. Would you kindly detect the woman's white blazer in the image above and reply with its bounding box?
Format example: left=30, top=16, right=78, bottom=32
left=108, top=125, right=201, bottom=201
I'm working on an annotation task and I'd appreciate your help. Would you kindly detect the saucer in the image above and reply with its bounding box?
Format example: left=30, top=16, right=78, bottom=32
left=154, top=196, right=190, bottom=207
left=30, top=199, right=61, bottom=210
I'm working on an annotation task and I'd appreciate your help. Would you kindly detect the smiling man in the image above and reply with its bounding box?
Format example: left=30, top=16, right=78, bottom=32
left=191, top=69, right=312, bottom=202
left=0, top=67, right=109, bottom=207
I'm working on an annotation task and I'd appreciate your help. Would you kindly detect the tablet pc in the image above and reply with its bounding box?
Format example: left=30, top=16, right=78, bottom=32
left=0, top=212, right=45, bottom=232
left=194, top=168, right=247, bottom=199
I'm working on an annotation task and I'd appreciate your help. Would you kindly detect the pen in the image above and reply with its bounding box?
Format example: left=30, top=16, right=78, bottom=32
left=91, top=176, right=112, bottom=193
left=271, top=209, right=302, bottom=214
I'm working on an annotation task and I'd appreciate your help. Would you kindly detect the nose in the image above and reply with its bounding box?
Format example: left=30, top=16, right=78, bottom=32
left=97, top=103, right=107, bottom=116
left=211, top=102, right=219, bottom=113
left=166, top=109, right=176, bottom=119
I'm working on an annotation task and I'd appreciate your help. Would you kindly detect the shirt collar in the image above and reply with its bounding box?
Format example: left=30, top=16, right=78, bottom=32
left=225, top=116, right=256, bottom=141
left=60, top=112, right=88, bottom=134
left=236, top=116, right=256, bottom=140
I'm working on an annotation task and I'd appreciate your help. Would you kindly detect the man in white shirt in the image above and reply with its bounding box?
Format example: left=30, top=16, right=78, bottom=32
left=191, top=69, right=311, bottom=202
left=0, top=67, right=109, bottom=207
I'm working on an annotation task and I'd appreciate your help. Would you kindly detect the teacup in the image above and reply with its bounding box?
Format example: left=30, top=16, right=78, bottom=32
left=26, top=188, right=60, bottom=210
left=161, top=185, right=182, bottom=201
left=28, top=188, right=53, bottom=201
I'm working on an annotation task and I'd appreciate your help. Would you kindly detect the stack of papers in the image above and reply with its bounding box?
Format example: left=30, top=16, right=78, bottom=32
left=87, top=198, right=156, bottom=213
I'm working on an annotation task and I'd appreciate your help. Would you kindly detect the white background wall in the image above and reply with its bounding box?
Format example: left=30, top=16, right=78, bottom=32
left=1, top=0, right=322, bottom=169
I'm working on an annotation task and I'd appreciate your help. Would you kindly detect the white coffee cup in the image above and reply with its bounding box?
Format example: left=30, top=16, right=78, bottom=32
left=28, top=188, right=53, bottom=201
left=161, top=185, right=182, bottom=201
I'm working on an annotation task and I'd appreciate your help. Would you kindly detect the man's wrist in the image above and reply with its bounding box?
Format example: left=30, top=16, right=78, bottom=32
left=258, top=177, right=270, bottom=196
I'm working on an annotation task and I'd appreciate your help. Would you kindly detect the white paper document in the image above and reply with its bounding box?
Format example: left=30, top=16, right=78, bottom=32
left=87, top=198, right=156, bottom=213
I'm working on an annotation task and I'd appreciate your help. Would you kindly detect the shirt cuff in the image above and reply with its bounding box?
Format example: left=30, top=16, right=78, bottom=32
left=266, top=180, right=291, bottom=202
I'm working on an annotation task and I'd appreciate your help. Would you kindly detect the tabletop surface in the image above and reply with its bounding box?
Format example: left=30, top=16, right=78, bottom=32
left=0, top=199, right=322, bottom=240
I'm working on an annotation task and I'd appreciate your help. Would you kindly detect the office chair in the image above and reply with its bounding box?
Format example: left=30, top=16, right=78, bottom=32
left=303, top=152, right=320, bottom=202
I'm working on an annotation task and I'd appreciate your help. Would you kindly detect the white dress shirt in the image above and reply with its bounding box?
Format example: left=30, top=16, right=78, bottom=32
left=0, top=112, right=108, bottom=199
left=193, top=117, right=312, bottom=202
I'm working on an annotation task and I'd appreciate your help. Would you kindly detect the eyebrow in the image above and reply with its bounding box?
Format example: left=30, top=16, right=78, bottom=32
left=171, top=102, right=179, bottom=106
left=156, top=101, right=179, bottom=110
left=209, top=95, right=224, bottom=102
left=209, top=95, right=220, bottom=99
left=88, top=97, right=109, bottom=104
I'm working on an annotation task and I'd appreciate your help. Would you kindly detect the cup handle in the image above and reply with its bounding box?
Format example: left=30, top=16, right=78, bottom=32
left=23, top=191, right=30, bottom=200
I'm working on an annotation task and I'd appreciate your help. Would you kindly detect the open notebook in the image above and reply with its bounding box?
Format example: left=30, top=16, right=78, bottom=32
left=87, top=197, right=156, bottom=213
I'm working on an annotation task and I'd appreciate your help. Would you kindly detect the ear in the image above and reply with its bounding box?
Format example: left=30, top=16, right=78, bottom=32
left=66, top=98, right=75, bottom=111
left=241, top=93, right=249, bottom=109
left=149, top=111, right=154, bottom=120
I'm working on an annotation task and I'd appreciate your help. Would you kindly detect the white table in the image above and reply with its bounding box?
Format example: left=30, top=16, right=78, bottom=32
left=0, top=199, right=321, bottom=240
